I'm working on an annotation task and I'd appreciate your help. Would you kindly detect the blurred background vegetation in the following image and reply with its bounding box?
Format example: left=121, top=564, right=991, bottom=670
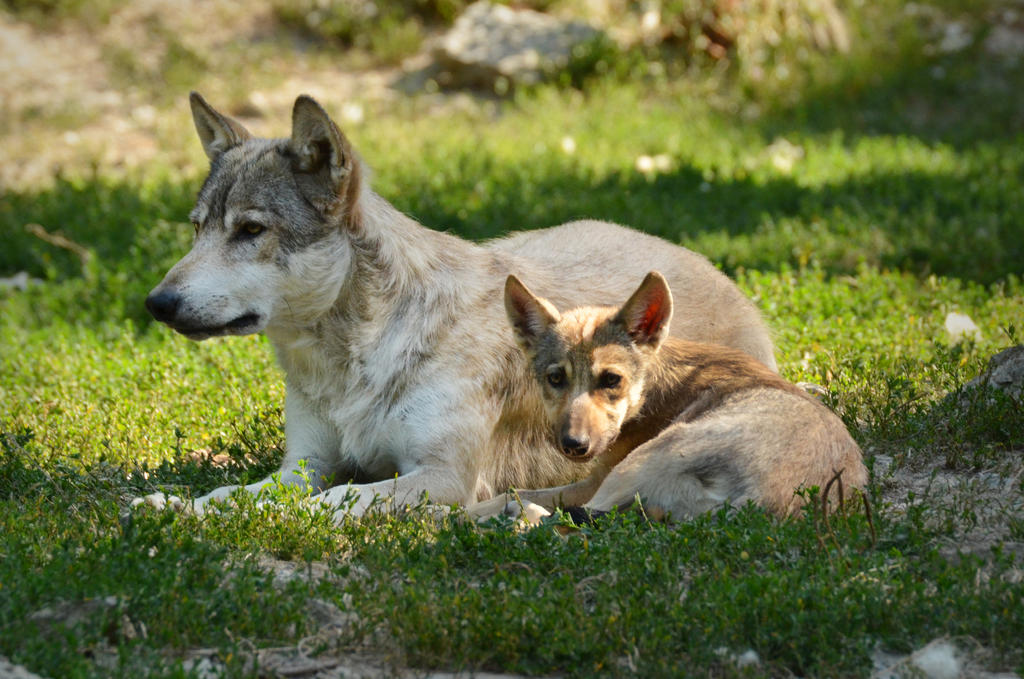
left=2, top=0, right=1019, bottom=134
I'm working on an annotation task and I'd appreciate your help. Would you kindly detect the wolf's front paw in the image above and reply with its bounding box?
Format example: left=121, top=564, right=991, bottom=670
left=130, top=492, right=192, bottom=513
left=310, top=486, right=374, bottom=521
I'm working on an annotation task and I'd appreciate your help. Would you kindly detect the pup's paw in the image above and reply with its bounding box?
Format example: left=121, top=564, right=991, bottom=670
left=467, top=494, right=552, bottom=526
left=505, top=500, right=552, bottom=526
left=465, top=494, right=514, bottom=521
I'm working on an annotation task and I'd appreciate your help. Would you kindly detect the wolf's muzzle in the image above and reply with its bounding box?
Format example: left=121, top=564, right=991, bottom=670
left=146, top=290, right=181, bottom=324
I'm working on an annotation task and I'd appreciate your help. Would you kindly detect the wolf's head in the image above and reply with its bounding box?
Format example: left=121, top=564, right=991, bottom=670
left=146, top=93, right=364, bottom=340
left=505, top=272, right=674, bottom=461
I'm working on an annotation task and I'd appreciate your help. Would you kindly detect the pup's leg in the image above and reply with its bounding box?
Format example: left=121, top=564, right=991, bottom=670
left=314, top=463, right=479, bottom=519
left=465, top=474, right=605, bottom=523
left=584, top=425, right=747, bottom=520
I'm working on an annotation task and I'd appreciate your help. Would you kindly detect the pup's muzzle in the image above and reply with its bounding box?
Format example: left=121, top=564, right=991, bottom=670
left=560, top=433, right=591, bottom=459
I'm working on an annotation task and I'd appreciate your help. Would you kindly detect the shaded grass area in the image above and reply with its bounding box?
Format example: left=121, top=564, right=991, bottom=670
left=4, top=87, right=1022, bottom=295
left=1, top=454, right=1022, bottom=677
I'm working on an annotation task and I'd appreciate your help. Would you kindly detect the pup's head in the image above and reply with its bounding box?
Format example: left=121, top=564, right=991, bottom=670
left=146, top=93, right=364, bottom=340
left=505, top=272, right=673, bottom=462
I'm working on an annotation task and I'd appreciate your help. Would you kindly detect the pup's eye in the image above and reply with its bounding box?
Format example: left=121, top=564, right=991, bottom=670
left=598, top=372, right=621, bottom=389
left=546, top=366, right=567, bottom=389
left=237, top=221, right=265, bottom=238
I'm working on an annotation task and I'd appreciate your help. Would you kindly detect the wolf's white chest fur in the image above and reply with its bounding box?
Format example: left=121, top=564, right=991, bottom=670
left=269, top=326, right=418, bottom=478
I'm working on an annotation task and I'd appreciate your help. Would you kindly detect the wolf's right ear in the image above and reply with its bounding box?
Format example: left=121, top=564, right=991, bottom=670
left=614, top=271, right=674, bottom=350
left=189, top=92, right=251, bottom=161
left=290, top=95, right=362, bottom=223
left=504, top=275, right=560, bottom=353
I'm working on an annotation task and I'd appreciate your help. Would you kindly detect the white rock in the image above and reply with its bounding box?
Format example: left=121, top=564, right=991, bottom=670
left=985, top=24, right=1024, bottom=59
left=435, top=2, right=603, bottom=88
left=944, top=311, right=981, bottom=342
left=714, top=647, right=761, bottom=669
left=937, top=21, right=973, bottom=53
left=966, top=345, right=1024, bottom=399
left=341, top=102, right=365, bottom=124
left=910, top=639, right=960, bottom=679
left=0, top=656, right=47, bottom=679
left=767, top=137, right=804, bottom=174
left=735, top=649, right=761, bottom=668
left=0, top=272, right=36, bottom=291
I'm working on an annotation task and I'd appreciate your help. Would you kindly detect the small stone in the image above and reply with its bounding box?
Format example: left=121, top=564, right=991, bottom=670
left=985, top=24, right=1024, bottom=59
left=0, top=272, right=35, bottom=291
left=937, top=21, right=972, bottom=53
left=944, top=311, right=981, bottom=342
left=435, top=2, right=603, bottom=89
left=767, top=137, right=804, bottom=174
left=735, top=649, right=761, bottom=668
left=910, top=639, right=960, bottom=679
left=965, top=345, right=1024, bottom=399
left=0, top=656, right=47, bottom=679
left=341, top=102, right=365, bottom=124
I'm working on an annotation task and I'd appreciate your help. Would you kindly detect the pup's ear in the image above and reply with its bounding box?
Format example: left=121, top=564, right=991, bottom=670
left=190, top=92, right=251, bottom=161
left=614, top=271, right=673, bottom=350
left=504, top=275, right=560, bottom=353
left=290, top=95, right=362, bottom=222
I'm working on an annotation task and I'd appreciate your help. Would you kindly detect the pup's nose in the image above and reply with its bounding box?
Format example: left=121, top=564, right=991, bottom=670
left=145, top=290, right=181, bottom=323
left=560, top=434, right=590, bottom=458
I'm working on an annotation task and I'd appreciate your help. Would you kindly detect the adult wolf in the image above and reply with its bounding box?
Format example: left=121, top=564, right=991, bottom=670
left=141, top=92, right=776, bottom=517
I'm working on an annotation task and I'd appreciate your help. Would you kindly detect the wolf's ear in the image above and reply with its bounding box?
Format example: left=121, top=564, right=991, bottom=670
left=190, top=92, right=251, bottom=161
left=290, top=95, right=362, bottom=221
left=614, top=271, right=673, bottom=350
left=504, top=275, right=560, bottom=353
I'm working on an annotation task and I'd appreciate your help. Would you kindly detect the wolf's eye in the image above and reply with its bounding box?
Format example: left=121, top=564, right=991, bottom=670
left=598, top=371, right=621, bottom=390
left=546, top=366, right=567, bottom=389
left=237, top=221, right=265, bottom=238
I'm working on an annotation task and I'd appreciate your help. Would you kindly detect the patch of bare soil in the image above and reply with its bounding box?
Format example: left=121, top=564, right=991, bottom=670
left=875, top=451, right=1024, bottom=563
left=0, top=656, right=46, bottom=679
left=0, top=1, right=418, bottom=189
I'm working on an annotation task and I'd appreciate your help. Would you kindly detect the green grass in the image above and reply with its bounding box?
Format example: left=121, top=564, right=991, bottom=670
left=3, top=3, right=1024, bottom=674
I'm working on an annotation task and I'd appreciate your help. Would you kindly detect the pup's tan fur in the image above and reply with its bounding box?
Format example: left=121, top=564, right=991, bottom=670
left=468, top=272, right=867, bottom=522
left=140, top=93, right=777, bottom=517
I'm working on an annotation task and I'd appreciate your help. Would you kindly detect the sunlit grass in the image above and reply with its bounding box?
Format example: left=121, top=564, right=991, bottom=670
left=1, top=6, right=1023, bottom=673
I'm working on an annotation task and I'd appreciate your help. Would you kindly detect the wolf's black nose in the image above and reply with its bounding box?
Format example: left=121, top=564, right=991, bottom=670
left=146, top=290, right=181, bottom=323
left=560, top=434, right=590, bottom=458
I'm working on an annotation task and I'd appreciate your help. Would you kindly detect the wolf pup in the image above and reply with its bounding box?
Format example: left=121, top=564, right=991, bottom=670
left=139, top=92, right=777, bottom=518
left=469, top=272, right=867, bottom=523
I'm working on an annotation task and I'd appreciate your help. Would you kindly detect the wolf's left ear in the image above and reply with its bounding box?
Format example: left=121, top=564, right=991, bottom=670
left=290, top=95, right=362, bottom=223
left=190, top=92, right=251, bottom=161
left=504, top=275, right=560, bottom=354
left=614, top=271, right=673, bottom=349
